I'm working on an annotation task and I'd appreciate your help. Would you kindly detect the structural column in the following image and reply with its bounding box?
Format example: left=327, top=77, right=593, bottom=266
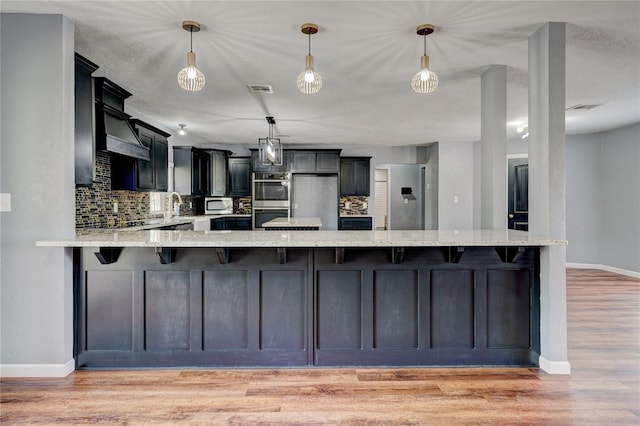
left=480, top=65, right=507, bottom=229
left=528, top=22, right=570, bottom=374
left=0, top=14, right=76, bottom=377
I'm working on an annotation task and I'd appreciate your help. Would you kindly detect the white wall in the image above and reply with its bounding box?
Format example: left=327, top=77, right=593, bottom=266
left=565, top=133, right=601, bottom=264
left=437, top=142, right=475, bottom=229
left=598, top=123, right=640, bottom=272
left=1, top=14, right=76, bottom=376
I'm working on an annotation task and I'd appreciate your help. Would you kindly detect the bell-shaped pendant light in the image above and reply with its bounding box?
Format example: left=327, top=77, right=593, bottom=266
left=258, top=117, right=283, bottom=166
left=297, top=23, right=322, bottom=94
left=177, top=20, right=206, bottom=91
left=411, top=24, right=438, bottom=93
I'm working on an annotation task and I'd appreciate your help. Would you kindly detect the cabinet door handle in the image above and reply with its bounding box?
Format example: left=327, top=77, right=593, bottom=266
left=508, top=214, right=514, bottom=219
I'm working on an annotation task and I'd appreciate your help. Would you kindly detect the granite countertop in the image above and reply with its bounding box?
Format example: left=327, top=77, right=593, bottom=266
left=339, top=214, right=373, bottom=218
left=95, top=214, right=252, bottom=232
left=262, top=217, right=322, bottom=228
left=36, top=229, right=567, bottom=248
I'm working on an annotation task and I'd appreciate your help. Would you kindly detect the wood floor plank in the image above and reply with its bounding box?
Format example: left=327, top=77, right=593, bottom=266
left=1, top=268, right=639, bottom=425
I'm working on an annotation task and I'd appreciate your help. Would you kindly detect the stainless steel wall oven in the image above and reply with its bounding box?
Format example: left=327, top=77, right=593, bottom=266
left=252, top=172, right=290, bottom=228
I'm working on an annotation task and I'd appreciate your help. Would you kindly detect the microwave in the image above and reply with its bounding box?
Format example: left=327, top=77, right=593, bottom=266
left=204, top=197, right=233, bottom=215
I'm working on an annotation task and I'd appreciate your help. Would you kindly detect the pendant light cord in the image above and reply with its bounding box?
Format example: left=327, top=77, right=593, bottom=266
left=190, top=26, right=193, bottom=53
left=308, top=32, right=311, bottom=55
left=423, top=33, right=427, bottom=56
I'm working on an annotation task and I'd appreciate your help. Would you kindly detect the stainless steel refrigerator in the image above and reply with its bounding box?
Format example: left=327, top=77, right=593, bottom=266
left=291, top=174, right=339, bottom=230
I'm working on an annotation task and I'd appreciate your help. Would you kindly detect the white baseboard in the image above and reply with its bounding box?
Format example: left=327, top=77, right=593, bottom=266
left=566, top=263, right=640, bottom=279
left=538, top=356, right=571, bottom=374
left=0, top=359, right=75, bottom=377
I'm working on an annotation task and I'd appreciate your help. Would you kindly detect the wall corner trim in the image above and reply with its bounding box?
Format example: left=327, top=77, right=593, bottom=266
left=0, top=359, right=74, bottom=378
left=538, top=356, right=571, bottom=375
left=566, top=263, right=640, bottom=279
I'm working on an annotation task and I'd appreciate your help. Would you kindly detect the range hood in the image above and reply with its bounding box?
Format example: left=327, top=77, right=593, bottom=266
left=95, top=103, right=150, bottom=161
left=93, top=77, right=150, bottom=161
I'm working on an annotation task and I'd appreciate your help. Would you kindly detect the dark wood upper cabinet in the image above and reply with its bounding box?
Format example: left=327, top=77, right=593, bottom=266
left=228, top=157, right=252, bottom=196
left=111, top=120, right=169, bottom=192
left=340, top=157, right=371, bottom=196
left=74, top=53, right=99, bottom=187
left=291, top=151, right=316, bottom=172
left=316, top=152, right=340, bottom=173
left=174, top=147, right=211, bottom=196
left=208, top=150, right=229, bottom=197
left=289, top=150, right=341, bottom=173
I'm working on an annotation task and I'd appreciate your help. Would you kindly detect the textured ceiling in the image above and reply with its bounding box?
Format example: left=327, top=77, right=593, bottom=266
left=3, top=1, right=639, bottom=147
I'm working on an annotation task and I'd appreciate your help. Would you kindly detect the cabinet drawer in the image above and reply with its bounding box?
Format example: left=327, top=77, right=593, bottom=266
left=339, top=217, right=372, bottom=230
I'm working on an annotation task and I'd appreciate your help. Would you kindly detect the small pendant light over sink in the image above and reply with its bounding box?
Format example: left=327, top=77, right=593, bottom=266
left=177, top=20, right=206, bottom=91
left=297, top=23, right=322, bottom=94
left=411, top=24, right=438, bottom=93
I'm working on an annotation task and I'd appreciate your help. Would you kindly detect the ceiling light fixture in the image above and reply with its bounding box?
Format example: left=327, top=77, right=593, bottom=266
left=258, top=116, right=283, bottom=165
left=411, top=24, right=439, bottom=94
left=178, top=124, right=187, bottom=136
left=177, top=20, right=205, bottom=91
left=297, top=23, right=322, bottom=94
left=517, top=124, right=529, bottom=139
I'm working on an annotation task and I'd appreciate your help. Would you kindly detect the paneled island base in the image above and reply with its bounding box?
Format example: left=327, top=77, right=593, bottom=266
left=74, top=243, right=540, bottom=369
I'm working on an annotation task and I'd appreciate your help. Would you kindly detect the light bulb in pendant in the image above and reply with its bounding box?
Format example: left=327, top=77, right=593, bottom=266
left=411, top=55, right=438, bottom=93
left=297, top=54, right=322, bottom=94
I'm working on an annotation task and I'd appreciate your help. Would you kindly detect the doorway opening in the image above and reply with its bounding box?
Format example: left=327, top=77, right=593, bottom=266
left=507, top=154, right=529, bottom=231
left=374, top=168, right=388, bottom=230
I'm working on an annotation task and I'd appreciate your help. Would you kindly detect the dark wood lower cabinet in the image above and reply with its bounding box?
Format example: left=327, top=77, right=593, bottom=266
left=75, top=246, right=539, bottom=368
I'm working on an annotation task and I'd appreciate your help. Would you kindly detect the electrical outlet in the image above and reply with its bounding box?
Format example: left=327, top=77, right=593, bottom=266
left=113, top=202, right=118, bottom=213
left=239, top=202, right=244, bottom=209
left=453, top=196, right=459, bottom=204
left=362, top=202, right=368, bottom=209
left=0, top=193, right=11, bottom=212
left=345, top=202, right=351, bottom=209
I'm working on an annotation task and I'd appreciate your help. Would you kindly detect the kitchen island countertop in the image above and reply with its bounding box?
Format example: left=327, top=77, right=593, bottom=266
left=262, top=217, right=322, bottom=229
left=37, top=229, right=566, bottom=248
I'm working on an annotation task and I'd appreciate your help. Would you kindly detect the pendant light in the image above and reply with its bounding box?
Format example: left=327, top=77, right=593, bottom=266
left=177, top=20, right=206, bottom=91
left=411, top=24, right=438, bottom=93
left=177, top=124, right=187, bottom=136
left=258, top=117, right=283, bottom=165
left=297, top=23, right=322, bottom=94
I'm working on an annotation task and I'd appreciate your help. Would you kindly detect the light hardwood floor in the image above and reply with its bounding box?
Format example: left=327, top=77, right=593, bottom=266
left=2, top=269, right=639, bottom=425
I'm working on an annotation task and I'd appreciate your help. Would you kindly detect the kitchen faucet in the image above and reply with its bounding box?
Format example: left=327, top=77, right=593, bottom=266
left=165, top=192, right=184, bottom=220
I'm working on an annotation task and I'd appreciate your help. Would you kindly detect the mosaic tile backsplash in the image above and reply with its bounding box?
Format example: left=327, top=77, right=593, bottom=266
left=76, top=152, right=253, bottom=229
left=76, top=152, right=151, bottom=229
left=234, top=197, right=252, bottom=215
left=340, top=196, right=369, bottom=215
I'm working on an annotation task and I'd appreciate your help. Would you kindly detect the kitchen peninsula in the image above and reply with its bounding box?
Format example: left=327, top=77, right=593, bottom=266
left=38, top=229, right=564, bottom=369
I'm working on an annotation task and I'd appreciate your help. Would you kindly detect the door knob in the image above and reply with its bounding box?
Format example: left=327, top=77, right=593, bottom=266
left=508, top=214, right=514, bottom=219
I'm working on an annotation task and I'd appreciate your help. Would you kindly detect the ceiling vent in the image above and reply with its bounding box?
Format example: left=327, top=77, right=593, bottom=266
left=566, top=103, right=601, bottom=111
left=247, top=84, right=274, bottom=94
